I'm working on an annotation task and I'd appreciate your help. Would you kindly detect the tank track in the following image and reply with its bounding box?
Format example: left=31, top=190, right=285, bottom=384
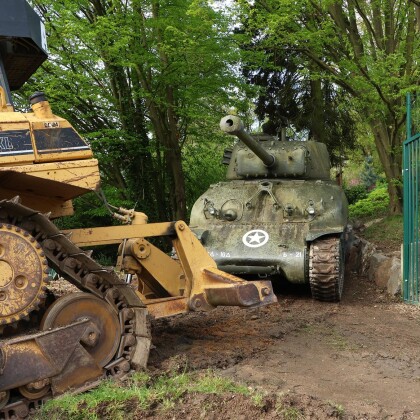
left=309, top=236, right=344, bottom=302
left=0, top=198, right=150, bottom=419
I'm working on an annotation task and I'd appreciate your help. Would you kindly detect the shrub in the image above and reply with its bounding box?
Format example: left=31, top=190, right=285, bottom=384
left=348, top=185, right=389, bottom=219
left=344, top=184, right=368, bottom=205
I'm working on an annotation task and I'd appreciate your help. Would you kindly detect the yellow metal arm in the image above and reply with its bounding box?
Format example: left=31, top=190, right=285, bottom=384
left=67, top=219, right=277, bottom=318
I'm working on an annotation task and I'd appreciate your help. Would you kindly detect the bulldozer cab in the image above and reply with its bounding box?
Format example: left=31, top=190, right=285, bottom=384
left=0, top=0, right=100, bottom=217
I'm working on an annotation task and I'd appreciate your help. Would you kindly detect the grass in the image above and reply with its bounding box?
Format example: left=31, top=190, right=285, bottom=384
left=251, top=391, right=266, bottom=407
left=277, top=406, right=305, bottom=420
left=34, top=370, right=252, bottom=420
left=361, top=215, right=403, bottom=250
left=327, top=401, right=346, bottom=419
left=346, top=182, right=403, bottom=250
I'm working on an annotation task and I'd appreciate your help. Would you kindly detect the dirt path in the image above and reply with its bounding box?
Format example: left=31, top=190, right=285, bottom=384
left=149, top=271, right=420, bottom=418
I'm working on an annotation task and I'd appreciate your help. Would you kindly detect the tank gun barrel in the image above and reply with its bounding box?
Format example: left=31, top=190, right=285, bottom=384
left=220, top=115, right=275, bottom=167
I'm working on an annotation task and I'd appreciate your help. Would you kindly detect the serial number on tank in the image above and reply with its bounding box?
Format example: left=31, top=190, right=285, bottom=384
left=209, top=251, right=231, bottom=258
left=281, top=251, right=303, bottom=258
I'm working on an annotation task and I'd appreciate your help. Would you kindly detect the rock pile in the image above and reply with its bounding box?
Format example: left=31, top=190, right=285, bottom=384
left=346, top=232, right=401, bottom=296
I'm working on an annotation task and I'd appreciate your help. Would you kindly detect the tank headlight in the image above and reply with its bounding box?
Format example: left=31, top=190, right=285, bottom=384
left=306, top=200, right=316, bottom=216
left=204, top=199, right=219, bottom=218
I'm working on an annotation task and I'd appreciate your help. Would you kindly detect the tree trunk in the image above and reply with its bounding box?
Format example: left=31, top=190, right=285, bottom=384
left=165, top=142, right=186, bottom=221
left=370, top=120, right=403, bottom=214
left=146, top=102, right=187, bottom=221
left=309, top=79, right=326, bottom=143
left=165, top=85, right=187, bottom=221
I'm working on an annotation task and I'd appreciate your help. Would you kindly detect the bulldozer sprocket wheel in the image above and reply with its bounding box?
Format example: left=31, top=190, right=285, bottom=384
left=0, top=198, right=151, bottom=417
left=0, top=224, right=49, bottom=326
left=309, top=236, right=344, bottom=302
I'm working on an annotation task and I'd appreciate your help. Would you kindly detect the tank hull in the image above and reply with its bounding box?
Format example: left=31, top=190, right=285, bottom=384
left=190, top=179, right=348, bottom=284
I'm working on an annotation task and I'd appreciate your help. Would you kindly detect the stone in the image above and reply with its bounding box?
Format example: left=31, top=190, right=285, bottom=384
left=347, top=232, right=402, bottom=296
left=367, top=253, right=401, bottom=295
left=386, top=257, right=402, bottom=296
left=368, top=253, right=391, bottom=288
left=346, top=236, right=362, bottom=274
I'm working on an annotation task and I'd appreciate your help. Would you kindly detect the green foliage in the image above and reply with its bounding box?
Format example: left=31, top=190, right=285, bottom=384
left=360, top=156, right=378, bottom=189
left=342, top=120, right=384, bottom=186
left=183, top=132, right=231, bottom=216
left=36, top=375, right=151, bottom=420
left=362, top=215, right=403, bottom=247
left=35, top=371, right=252, bottom=419
left=23, top=0, right=249, bottom=221
left=344, top=184, right=368, bottom=205
left=238, top=14, right=358, bottom=165
left=348, top=185, right=389, bottom=219
left=55, top=187, right=129, bottom=231
left=234, top=0, right=417, bottom=213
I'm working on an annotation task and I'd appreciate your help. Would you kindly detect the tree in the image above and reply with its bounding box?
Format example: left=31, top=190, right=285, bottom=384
left=236, top=0, right=420, bottom=214
left=360, top=155, right=378, bottom=189
left=25, top=0, right=245, bottom=221
left=241, top=47, right=357, bottom=165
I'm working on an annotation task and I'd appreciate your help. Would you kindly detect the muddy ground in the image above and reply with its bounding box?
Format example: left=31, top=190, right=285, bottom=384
left=147, top=268, right=420, bottom=419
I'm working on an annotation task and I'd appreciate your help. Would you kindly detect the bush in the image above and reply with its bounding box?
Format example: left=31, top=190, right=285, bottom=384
left=349, top=185, right=389, bottom=219
left=344, top=184, right=368, bottom=205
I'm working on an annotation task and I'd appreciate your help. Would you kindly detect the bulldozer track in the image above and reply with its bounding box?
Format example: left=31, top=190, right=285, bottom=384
left=309, top=236, right=344, bottom=302
left=0, top=198, right=150, bottom=419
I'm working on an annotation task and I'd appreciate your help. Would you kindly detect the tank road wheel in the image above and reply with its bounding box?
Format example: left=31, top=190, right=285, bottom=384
left=309, top=236, right=344, bottom=302
left=0, top=224, right=49, bottom=327
left=41, top=292, right=122, bottom=367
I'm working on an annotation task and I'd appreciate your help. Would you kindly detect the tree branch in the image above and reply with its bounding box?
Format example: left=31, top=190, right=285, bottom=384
left=353, top=0, right=383, bottom=52
left=299, top=48, right=358, bottom=97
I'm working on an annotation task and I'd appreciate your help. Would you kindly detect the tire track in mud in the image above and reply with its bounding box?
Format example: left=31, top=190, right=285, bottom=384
left=149, top=272, right=420, bottom=418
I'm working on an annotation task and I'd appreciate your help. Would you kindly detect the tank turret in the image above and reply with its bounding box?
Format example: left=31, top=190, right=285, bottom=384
left=190, top=115, right=349, bottom=302
left=220, top=115, right=331, bottom=181
left=220, top=115, right=276, bottom=168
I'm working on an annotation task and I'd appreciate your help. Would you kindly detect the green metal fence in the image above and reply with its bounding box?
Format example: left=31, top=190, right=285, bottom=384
left=403, top=93, right=420, bottom=304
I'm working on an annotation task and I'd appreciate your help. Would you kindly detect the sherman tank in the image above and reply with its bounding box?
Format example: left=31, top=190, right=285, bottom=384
left=190, top=115, right=349, bottom=302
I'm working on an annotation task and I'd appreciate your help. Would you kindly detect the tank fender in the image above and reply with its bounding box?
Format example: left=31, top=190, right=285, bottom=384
left=306, top=228, right=346, bottom=242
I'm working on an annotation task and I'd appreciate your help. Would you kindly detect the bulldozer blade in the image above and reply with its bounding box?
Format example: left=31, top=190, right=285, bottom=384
left=186, top=267, right=277, bottom=311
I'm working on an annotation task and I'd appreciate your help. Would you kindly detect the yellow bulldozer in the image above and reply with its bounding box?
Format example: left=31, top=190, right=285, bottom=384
left=0, top=1, right=276, bottom=418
